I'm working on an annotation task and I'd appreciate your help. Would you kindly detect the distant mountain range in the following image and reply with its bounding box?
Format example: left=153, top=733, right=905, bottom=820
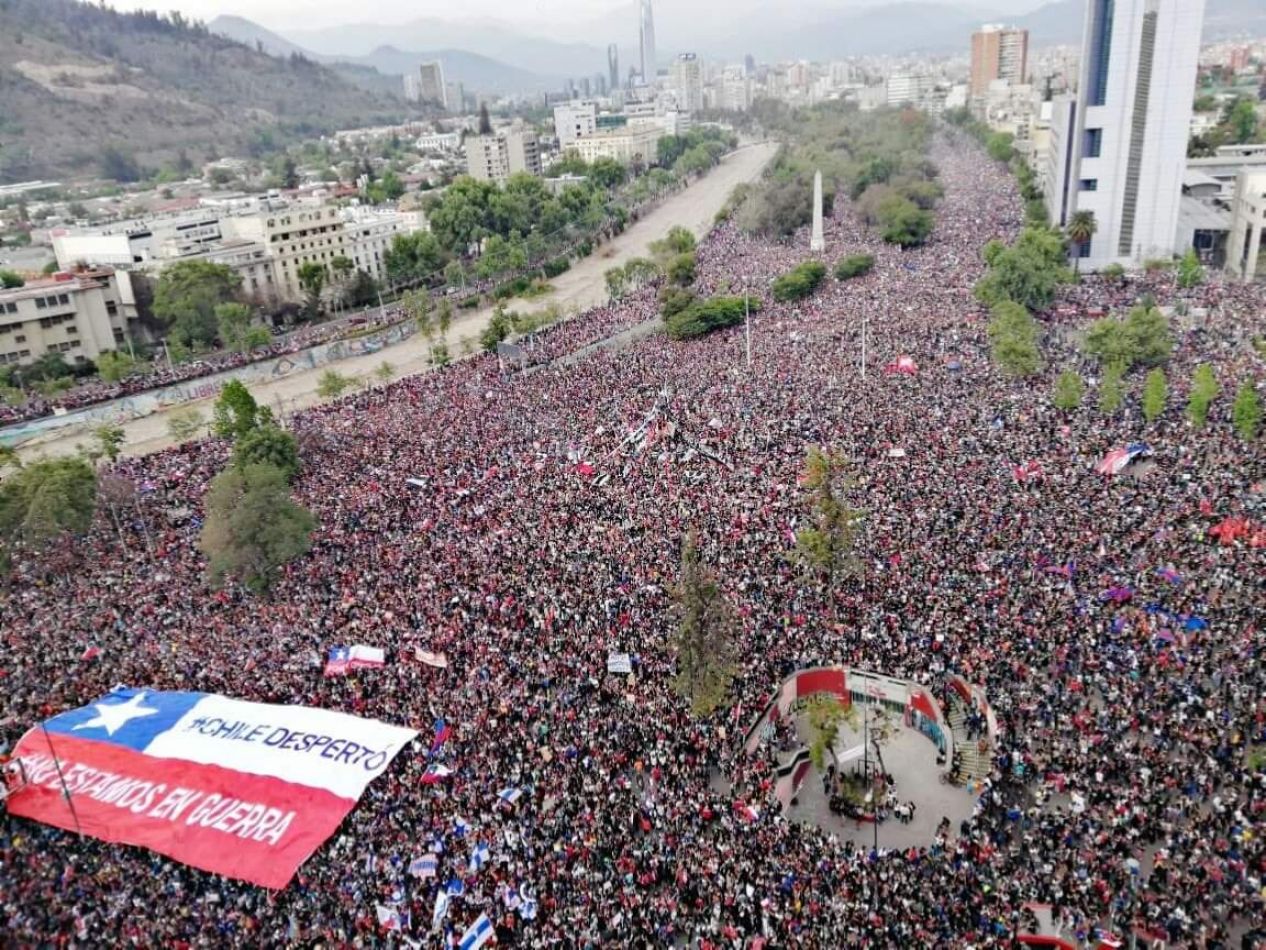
left=224, top=0, right=1265, bottom=82
left=0, top=0, right=408, bottom=184
left=210, top=15, right=563, bottom=94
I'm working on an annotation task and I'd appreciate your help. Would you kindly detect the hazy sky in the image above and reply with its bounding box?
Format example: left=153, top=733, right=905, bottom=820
left=108, top=0, right=1052, bottom=34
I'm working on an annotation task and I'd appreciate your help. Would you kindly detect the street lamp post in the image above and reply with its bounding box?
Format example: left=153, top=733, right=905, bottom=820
left=861, top=314, right=868, bottom=380
left=744, top=278, right=752, bottom=368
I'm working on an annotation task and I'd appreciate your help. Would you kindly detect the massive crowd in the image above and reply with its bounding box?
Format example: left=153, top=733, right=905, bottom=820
left=1, top=134, right=1264, bottom=949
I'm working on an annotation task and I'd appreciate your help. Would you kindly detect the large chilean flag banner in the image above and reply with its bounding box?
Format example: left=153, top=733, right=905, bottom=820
left=6, top=687, right=418, bottom=889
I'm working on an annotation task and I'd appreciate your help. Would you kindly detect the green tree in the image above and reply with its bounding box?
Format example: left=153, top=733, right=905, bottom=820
left=1098, top=362, right=1125, bottom=415
left=427, top=177, right=499, bottom=253
left=153, top=260, right=241, bottom=347
left=96, top=350, right=142, bottom=383
left=806, top=695, right=859, bottom=770
left=215, top=302, right=256, bottom=352
left=233, top=425, right=300, bottom=482
left=835, top=254, right=875, bottom=280
left=0, top=269, right=23, bottom=288
left=212, top=380, right=268, bottom=441
left=167, top=408, right=206, bottom=442
left=1222, top=97, right=1261, bottom=144
left=199, top=464, right=315, bottom=592
left=877, top=196, right=933, bottom=247
left=796, top=446, right=864, bottom=581
left=444, top=260, right=467, bottom=288
left=1123, top=304, right=1172, bottom=367
left=437, top=299, right=454, bottom=337
left=480, top=306, right=515, bottom=352
left=975, top=227, right=1071, bottom=311
left=669, top=532, right=738, bottom=716
left=316, top=370, right=354, bottom=400
left=771, top=261, right=828, bottom=302
left=1065, top=211, right=1097, bottom=274
left=988, top=300, right=1042, bottom=377
left=27, top=350, right=72, bottom=383
left=0, top=456, right=97, bottom=572
left=296, top=262, right=326, bottom=320
left=605, top=266, right=629, bottom=300
left=651, top=225, right=697, bottom=258
left=666, top=252, right=697, bottom=287
left=1176, top=248, right=1204, bottom=289
left=1053, top=369, right=1084, bottom=412
left=1187, top=364, right=1218, bottom=428
left=1232, top=382, right=1261, bottom=441
left=986, top=131, right=1015, bottom=162
left=93, top=424, right=126, bottom=464
left=1142, top=368, right=1167, bottom=423
left=385, top=231, right=446, bottom=285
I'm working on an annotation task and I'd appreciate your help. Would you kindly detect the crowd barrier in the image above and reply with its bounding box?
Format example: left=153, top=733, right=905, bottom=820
left=742, top=666, right=956, bottom=784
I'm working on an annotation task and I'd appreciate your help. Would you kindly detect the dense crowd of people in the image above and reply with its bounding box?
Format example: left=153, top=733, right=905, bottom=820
left=2, top=133, right=1264, bottom=949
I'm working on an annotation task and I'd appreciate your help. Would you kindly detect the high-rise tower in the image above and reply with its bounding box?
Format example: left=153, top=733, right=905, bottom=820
left=1047, top=0, right=1206, bottom=267
left=608, top=44, right=620, bottom=92
left=639, top=0, right=657, bottom=85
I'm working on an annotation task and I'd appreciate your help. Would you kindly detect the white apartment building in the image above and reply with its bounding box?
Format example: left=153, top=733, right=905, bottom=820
left=671, top=54, right=704, bottom=113
left=1226, top=169, right=1266, bottom=282
left=51, top=213, right=224, bottom=270
left=47, top=201, right=430, bottom=307
left=465, top=130, right=543, bottom=183
left=416, top=131, right=463, bottom=153
left=886, top=75, right=930, bottom=106
left=0, top=270, right=139, bottom=368
left=1047, top=0, right=1207, bottom=268
left=567, top=126, right=661, bottom=166
left=553, top=100, right=598, bottom=148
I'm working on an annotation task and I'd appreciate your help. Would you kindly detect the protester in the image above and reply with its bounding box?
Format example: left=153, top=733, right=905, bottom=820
left=1, top=137, right=1262, bottom=949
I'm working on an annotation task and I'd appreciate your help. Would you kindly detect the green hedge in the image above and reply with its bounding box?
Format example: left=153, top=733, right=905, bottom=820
left=771, top=261, right=827, bottom=302
left=542, top=257, right=570, bottom=278
left=665, top=295, right=760, bottom=340
left=835, top=254, right=875, bottom=280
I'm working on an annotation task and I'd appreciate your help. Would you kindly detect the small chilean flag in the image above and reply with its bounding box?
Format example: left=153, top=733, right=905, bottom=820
left=422, top=763, right=453, bottom=784
left=431, top=718, right=452, bottom=756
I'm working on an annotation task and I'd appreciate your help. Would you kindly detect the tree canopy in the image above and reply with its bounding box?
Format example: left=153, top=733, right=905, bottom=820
left=974, top=227, right=1071, bottom=311
left=152, top=260, right=241, bottom=347
left=0, top=456, right=98, bottom=572
left=199, top=463, right=315, bottom=592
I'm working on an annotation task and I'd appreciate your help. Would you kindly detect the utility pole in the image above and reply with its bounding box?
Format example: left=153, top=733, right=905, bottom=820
left=744, top=279, right=752, bottom=368
left=40, top=723, right=83, bottom=837
left=861, top=315, right=868, bottom=380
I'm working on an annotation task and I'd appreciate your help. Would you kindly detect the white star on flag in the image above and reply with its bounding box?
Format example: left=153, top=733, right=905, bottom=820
left=73, top=691, right=158, bottom=736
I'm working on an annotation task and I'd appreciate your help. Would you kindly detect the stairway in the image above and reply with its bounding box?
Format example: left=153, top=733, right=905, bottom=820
left=946, top=700, right=992, bottom=782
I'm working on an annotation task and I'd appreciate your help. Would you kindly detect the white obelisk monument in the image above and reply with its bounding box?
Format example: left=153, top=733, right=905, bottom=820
left=810, top=170, right=825, bottom=252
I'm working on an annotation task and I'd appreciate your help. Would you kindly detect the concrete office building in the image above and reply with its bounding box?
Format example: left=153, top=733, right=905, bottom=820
left=553, top=100, right=598, bottom=148
left=970, top=25, right=1029, bottom=97
left=1046, top=0, right=1207, bottom=268
left=671, top=53, right=704, bottom=113
left=0, top=270, right=139, bottom=368
left=418, top=62, right=447, bottom=109
left=1226, top=169, right=1266, bottom=282
left=465, top=129, right=543, bottom=183
left=566, top=126, right=660, bottom=166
